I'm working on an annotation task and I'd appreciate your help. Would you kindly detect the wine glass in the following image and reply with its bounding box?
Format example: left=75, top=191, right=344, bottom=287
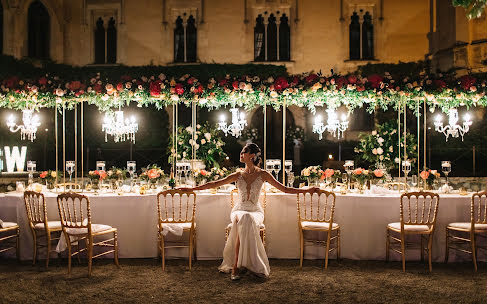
left=287, top=171, right=295, bottom=187
left=27, top=160, right=36, bottom=188
left=66, top=161, right=75, bottom=182
left=401, top=160, right=411, bottom=186
left=411, top=174, right=418, bottom=190
left=127, top=161, right=136, bottom=190
left=265, top=160, right=274, bottom=173
left=442, top=160, right=451, bottom=192
left=273, top=160, right=281, bottom=181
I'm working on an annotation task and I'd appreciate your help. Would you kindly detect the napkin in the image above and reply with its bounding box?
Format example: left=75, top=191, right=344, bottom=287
left=56, top=218, right=88, bottom=253
left=439, top=184, right=453, bottom=193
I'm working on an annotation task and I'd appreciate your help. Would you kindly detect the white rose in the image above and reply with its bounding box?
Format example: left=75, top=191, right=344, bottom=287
left=201, top=139, right=206, bottom=144
left=394, top=157, right=400, bottom=163
left=186, top=126, right=193, bottom=133
left=205, top=133, right=211, bottom=140
left=195, top=144, right=200, bottom=150
left=379, top=155, right=384, bottom=160
left=377, top=137, right=384, bottom=145
left=372, top=148, right=378, bottom=155
left=389, top=146, right=393, bottom=152
left=377, top=147, right=383, bottom=155
left=189, top=139, right=194, bottom=145
left=182, top=152, right=187, bottom=157
left=371, top=130, right=377, bottom=136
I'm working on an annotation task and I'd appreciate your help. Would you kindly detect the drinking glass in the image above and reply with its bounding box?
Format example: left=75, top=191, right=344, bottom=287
left=287, top=171, right=295, bottom=187
left=344, top=160, right=354, bottom=189
left=66, top=161, right=75, bottom=182
left=127, top=161, right=136, bottom=190
left=27, top=160, right=36, bottom=188
left=273, top=160, right=281, bottom=181
left=411, top=174, right=418, bottom=189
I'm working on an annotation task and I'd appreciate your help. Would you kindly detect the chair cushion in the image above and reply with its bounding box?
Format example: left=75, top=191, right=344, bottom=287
left=448, top=222, right=487, bottom=230
left=226, top=223, right=265, bottom=230
left=162, top=222, right=193, bottom=230
left=301, top=221, right=339, bottom=230
left=388, top=222, right=430, bottom=232
left=65, top=224, right=113, bottom=235
left=0, top=222, right=18, bottom=229
left=34, top=221, right=62, bottom=230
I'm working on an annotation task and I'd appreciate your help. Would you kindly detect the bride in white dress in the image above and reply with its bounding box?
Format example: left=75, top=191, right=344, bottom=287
left=181, top=143, right=317, bottom=280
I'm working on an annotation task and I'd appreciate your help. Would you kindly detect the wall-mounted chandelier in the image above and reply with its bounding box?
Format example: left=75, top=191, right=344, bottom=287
left=102, top=109, right=138, bottom=143
left=6, top=109, right=41, bottom=142
left=312, top=108, right=349, bottom=140
left=217, top=108, right=247, bottom=137
left=434, top=108, right=472, bottom=142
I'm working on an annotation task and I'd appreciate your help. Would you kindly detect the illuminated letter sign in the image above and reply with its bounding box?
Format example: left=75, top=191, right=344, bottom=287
left=4, top=146, right=27, bottom=172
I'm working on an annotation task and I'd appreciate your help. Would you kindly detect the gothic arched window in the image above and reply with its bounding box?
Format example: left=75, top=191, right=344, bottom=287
left=267, top=14, right=277, bottom=61
left=28, top=1, right=50, bottom=59
left=0, top=2, right=3, bottom=54
left=106, top=17, right=117, bottom=63
left=186, top=15, right=197, bottom=63
left=174, top=16, right=185, bottom=62
left=362, top=12, right=374, bottom=60
left=349, top=12, right=360, bottom=60
left=94, top=18, right=105, bottom=64
left=279, top=14, right=290, bottom=61
left=254, top=15, right=265, bottom=61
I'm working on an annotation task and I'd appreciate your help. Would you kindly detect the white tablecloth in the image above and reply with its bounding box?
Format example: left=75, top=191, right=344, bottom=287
left=0, top=190, right=483, bottom=262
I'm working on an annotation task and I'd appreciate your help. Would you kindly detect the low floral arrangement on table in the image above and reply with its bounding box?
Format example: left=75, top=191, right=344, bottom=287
left=39, top=170, right=61, bottom=188
left=355, top=121, right=417, bottom=171
left=107, top=167, right=127, bottom=181
left=298, top=165, right=323, bottom=185
left=140, top=164, right=165, bottom=183
left=193, top=169, right=209, bottom=184
left=168, top=123, right=227, bottom=169
left=372, top=168, right=386, bottom=181
left=420, top=168, right=441, bottom=187
left=351, top=168, right=371, bottom=186
left=88, top=170, right=107, bottom=182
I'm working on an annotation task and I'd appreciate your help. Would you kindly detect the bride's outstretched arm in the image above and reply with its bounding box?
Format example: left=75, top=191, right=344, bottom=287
left=261, top=171, right=318, bottom=194
left=179, top=172, right=239, bottom=191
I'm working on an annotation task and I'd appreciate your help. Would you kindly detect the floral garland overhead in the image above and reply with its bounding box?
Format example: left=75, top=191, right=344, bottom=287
left=1, top=58, right=487, bottom=115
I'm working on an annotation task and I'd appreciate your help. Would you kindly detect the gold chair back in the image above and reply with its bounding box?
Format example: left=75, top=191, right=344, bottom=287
left=384, top=182, right=408, bottom=191
left=400, top=191, right=439, bottom=227
left=157, top=190, right=196, bottom=227
left=471, top=191, right=487, bottom=225
left=297, top=190, right=336, bottom=224
left=24, top=191, right=48, bottom=228
left=56, top=192, right=91, bottom=231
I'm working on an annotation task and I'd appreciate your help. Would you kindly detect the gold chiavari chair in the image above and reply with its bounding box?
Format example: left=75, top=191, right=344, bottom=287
left=57, top=192, right=119, bottom=276
left=0, top=220, right=20, bottom=259
left=157, top=190, right=197, bottom=271
left=384, top=182, right=409, bottom=191
left=24, top=191, right=63, bottom=267
left=225, top=189, right=266, bottom=247
left=297, top=190, right=340, bottom=269
left=386, top=191, right=440, bottom=272
left=445, top=191, right=487, bottom=271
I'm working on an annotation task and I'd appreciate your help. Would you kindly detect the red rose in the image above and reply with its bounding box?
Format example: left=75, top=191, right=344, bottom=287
left=175, top=83, right=184, bottom=95
left=38, top=77, right=48, bottom=85
left=347, top=75, right=358, bottom=84
left=433, top=79, right=446, bottom=89
left=356, top=86, right=365, bottom=92
left=367, top=74, right=384, bottom=88
left=291, top=76, right=299, bottom=86
left=69, top=81, right=81, bottom=91
left=116, top=83, right=124, bottom=91
left=218, top=79, right=228, bottom=86
left=460, top=75, right=476, bottom=90
left=149, top=80, right=162, bottom=97
left=5, top=76, right=19, bottom=88
left=195, top=84, right=204, bottom=94
left=232, top=81, right=239, bottom=90
left=305, top=74, right=318, bottom=83
left=75, top=90, right=85, bottom=97
left=336, top=76, right=348, bottom=89
left=93, top=83, right=102, bottom=93
left=274, top=77, right=289, bottom=91
left=187, top=77, right=196, bottom=85
left=39, top=171, right=48, bottom=179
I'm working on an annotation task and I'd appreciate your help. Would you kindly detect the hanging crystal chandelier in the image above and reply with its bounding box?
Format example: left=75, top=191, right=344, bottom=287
left=6, top=109, right=41, bottom=142
left=217, top=108, right=247, bottom=137
left=102, top=109, right=138, bottom=143
left=312, top=108, right=349, bottom=140
left=434, top=108, right=472, bottom=142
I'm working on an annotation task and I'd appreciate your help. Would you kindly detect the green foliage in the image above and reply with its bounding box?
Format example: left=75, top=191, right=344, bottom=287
left=453, top=0, right=487, bottom=19
left=354, top=121, right=417, bottom=171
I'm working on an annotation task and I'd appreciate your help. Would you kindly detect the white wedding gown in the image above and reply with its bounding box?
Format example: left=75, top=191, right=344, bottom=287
left=218, top=173, right=270, bottom=277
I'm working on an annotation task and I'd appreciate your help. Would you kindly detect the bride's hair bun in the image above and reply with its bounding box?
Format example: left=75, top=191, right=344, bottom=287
left=245, top=143, right=262, bottom=167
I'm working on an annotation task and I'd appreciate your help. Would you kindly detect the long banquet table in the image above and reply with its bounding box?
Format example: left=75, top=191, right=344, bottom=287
left=0, top=190, right=484, bottom=263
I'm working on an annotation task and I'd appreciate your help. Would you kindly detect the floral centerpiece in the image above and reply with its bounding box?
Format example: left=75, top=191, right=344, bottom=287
left=168, top=123, right=227, bottom=169
left=140, top=164, right=165, bottom=188
left=107, top=167, right=126, bottom=181
left=207, top=167, right=232, bottom=181
left=371, top=168, right=386, bottom=184
left=39, top=170, right=59, bottom=189
left=88, top=170, right=107, bottom=189
left=299, top=165, right=322, bottom=185
left=420, top=169, right=441, bottom=189
left=355, top=121, right=417, bottom=171
left=319, top=168, right=341, bottom=187
left=193, top=169, right=209, bottom=185
left=352, top=168, right=371, bottom=190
